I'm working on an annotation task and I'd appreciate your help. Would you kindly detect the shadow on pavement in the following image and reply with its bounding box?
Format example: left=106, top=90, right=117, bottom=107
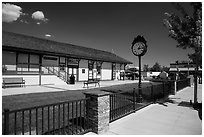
left=193, top=103, right=202, bottom=120
left=41, top=85, right=69, bottom=91
left=178, top=101, right=193, bottom=108
left=177, top=101, right=202, bottom=121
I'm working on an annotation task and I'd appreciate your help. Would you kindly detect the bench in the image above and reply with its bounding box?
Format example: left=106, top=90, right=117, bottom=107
left=83, top=78, right=100, bottom=88
left=2, top=77, right=25, bottom=88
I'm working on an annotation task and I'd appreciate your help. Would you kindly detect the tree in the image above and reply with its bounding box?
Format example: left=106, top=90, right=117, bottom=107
left=162, top=66, right=170, bottom=72
left=150, top=62, right=162, bottom=72
left=143, top=64, right=150, bottom=72
left=163, top=2, right=202, bottom=104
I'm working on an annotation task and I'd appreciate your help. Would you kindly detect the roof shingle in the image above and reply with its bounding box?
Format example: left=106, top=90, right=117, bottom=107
left=2, top=31, right=132, bottom=64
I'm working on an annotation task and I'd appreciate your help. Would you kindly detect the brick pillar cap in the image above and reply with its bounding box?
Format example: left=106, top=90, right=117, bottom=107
left=84, top=91, right=110, bottom=97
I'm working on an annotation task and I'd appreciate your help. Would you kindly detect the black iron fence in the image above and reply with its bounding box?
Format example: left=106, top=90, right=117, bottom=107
left=110, top=91, right=135, bottom=122
left=2, top=98, right=91, bottom=135
left=2, top=78, right=191, bottom=135
left=109, top=79, right=189, bottom=122
left=176, top=78, right=191, bottom=91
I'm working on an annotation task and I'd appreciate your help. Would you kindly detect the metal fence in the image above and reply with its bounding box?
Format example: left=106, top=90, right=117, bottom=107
left=110, top=79, right=189, bottom=122
left=2, top=98, right=91, bottom=135
left=2, top=78, right=191, bottom=135
left=110, top=91, right=135, bottom=122
left=176, top=78, right=191, bottom=91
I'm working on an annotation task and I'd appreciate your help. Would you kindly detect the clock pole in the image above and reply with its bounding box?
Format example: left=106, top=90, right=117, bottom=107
left=138, top=55, right=143, bottom=103
left=131, top=35, right=147, bottom=103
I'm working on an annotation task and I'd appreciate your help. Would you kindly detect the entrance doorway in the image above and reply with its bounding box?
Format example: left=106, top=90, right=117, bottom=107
left=68, top=67, right=78, bottom=81
left=67, top=58, right=79, bottom=83
left=88, top=60, right=94, bottom=80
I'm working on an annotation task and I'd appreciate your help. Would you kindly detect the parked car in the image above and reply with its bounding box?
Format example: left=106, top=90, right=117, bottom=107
left=120, top=69, right=139, bottom=80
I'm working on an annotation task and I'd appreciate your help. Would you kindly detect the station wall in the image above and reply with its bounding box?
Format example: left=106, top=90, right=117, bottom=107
left=101, top=62, right=112, bottom=80
left=3, top=50, right=126, bottom=82
left=79, top=59, right=88, bottom=81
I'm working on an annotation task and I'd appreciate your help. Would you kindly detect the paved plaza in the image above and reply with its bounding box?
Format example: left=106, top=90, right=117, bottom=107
left=86, top=84, right=202, bottom=135
left=2, top=80, right=202, bottom=135
left=2, top=80, right=150, bottom=96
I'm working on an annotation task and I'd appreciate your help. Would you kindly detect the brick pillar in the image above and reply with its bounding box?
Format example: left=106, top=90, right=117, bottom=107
left=84, top=91, right=110, bottom=134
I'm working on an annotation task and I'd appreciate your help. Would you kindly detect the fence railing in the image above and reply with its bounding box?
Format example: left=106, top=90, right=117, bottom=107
left=45, top=66, right=67, bottom=82
left=110, top=90, right=135, bottom=122
left=2, top=98, right=91, bottom=135
left=176, top=78, right=190, bottom=92
left=3, top=78, right=191, bottom=135
left=109, top=79, right=189, bottom=122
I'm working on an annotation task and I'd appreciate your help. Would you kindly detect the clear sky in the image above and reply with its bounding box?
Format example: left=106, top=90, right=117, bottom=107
left=2, top=2, right=194, bottom=67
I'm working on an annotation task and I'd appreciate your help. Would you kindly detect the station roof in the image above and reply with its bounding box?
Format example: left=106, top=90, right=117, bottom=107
left=2, top=31, right=132, bottom=64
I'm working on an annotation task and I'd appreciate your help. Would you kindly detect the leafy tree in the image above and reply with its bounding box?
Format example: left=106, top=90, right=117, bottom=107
left=163, top=2, right=202, bottom=104
left=162, top=66, right=170, bottom=72
left=163, top=2, right=201, bottom=66
left=143, top=64, right=150, bottom=72
left=150, top=62, right=162, bottom=72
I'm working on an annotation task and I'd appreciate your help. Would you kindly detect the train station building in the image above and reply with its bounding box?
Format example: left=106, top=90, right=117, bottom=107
left=2, top=31, right=132, bottom=86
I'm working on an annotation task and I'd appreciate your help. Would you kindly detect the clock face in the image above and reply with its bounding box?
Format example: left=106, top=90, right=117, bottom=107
left=132, top=42, right=146, bottom=56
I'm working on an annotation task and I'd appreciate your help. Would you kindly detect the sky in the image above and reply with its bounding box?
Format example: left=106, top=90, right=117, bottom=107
left=2, top=2, right=195, bottom=67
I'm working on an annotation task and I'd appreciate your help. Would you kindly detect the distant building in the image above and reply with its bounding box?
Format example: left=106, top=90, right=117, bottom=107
left=2, top=31, right=132, bottom=85
left=125, top=65, right=139, bottom=70
left=169, top=62, right=202, bottom=76
left=142, top=71, right=161, bottom=78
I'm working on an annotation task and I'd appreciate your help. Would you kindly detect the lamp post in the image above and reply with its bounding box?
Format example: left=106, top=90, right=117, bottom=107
left=188, top=60, right=190, bottom=77
left=131, top=35, right=147, bottom=103
left=176, top=61, right=179, bottom=81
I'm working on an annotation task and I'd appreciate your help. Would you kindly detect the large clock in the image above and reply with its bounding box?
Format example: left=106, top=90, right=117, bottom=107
left=131, top=36, right=147, bottom=56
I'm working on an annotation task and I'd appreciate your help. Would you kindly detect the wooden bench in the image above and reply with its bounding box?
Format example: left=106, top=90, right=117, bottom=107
left=83, top=78, right=100, bottom=88
left=2, top=77, right=25, bottom=88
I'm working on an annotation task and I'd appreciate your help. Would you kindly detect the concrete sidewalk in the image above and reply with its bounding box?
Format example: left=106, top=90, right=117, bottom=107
left=86, top=85, right=202, bottom=135
left=2, top=80, right=147, bottom=96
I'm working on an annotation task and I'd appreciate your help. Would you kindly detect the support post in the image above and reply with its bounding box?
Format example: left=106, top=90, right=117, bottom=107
left=174, top=80, right=177, bottom=95
left=133, top=88, right=136, bottom=111
left=163, top=82, right=165, bottom=98
left=194, top=67, right=198, bottom=104
left=16, top=52, right=18, bottom=72
left=84, top=91, right=110, bottom=134
left=123, top=64, right=126, bottom=81
left=3, top=109, right=10, bottom=135
left=137, top=56, right=143, bottom=103
left=151, top=83, right=154, bottom=102
left=39, top=55, right=42, bottom=86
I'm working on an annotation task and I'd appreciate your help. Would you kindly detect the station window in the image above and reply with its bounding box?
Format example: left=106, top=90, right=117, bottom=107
left=17, top=53, right=40, bottom=74
left=82, top=69, right=85, bottom=74
left=96, top=62, right=102, bottom=75
left=88, top=61, right=94, bottom=70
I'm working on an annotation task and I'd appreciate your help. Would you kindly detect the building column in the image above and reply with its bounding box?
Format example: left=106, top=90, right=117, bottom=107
left=39, top=55, right=42, bottom=86
left=16, top=52, right=18, bottom=72
left=123, top=64, right=126, bottom=80
left=119, top=64, right=121, bottom=80
left=84, top=91, right=110, bottom=134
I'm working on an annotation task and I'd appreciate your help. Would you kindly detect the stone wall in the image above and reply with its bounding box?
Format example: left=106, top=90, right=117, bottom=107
left=84, top=91, right=110, bottom=134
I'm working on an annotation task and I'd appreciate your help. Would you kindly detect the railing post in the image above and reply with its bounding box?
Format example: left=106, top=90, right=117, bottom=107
left=58, top=67, right=60, bottom=77
left=173, top=80, right=177, bottom=95
left=188, top=78, right=191, bottom=87
left=84, top=91, right=110, bottom=134
left=133, top=88, right=136, bottom=111
left=3, top=109, right=10, bottom=135
left=150, top=84, right=154, bottom=102
left=162, top=82, right=165, bottom=98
